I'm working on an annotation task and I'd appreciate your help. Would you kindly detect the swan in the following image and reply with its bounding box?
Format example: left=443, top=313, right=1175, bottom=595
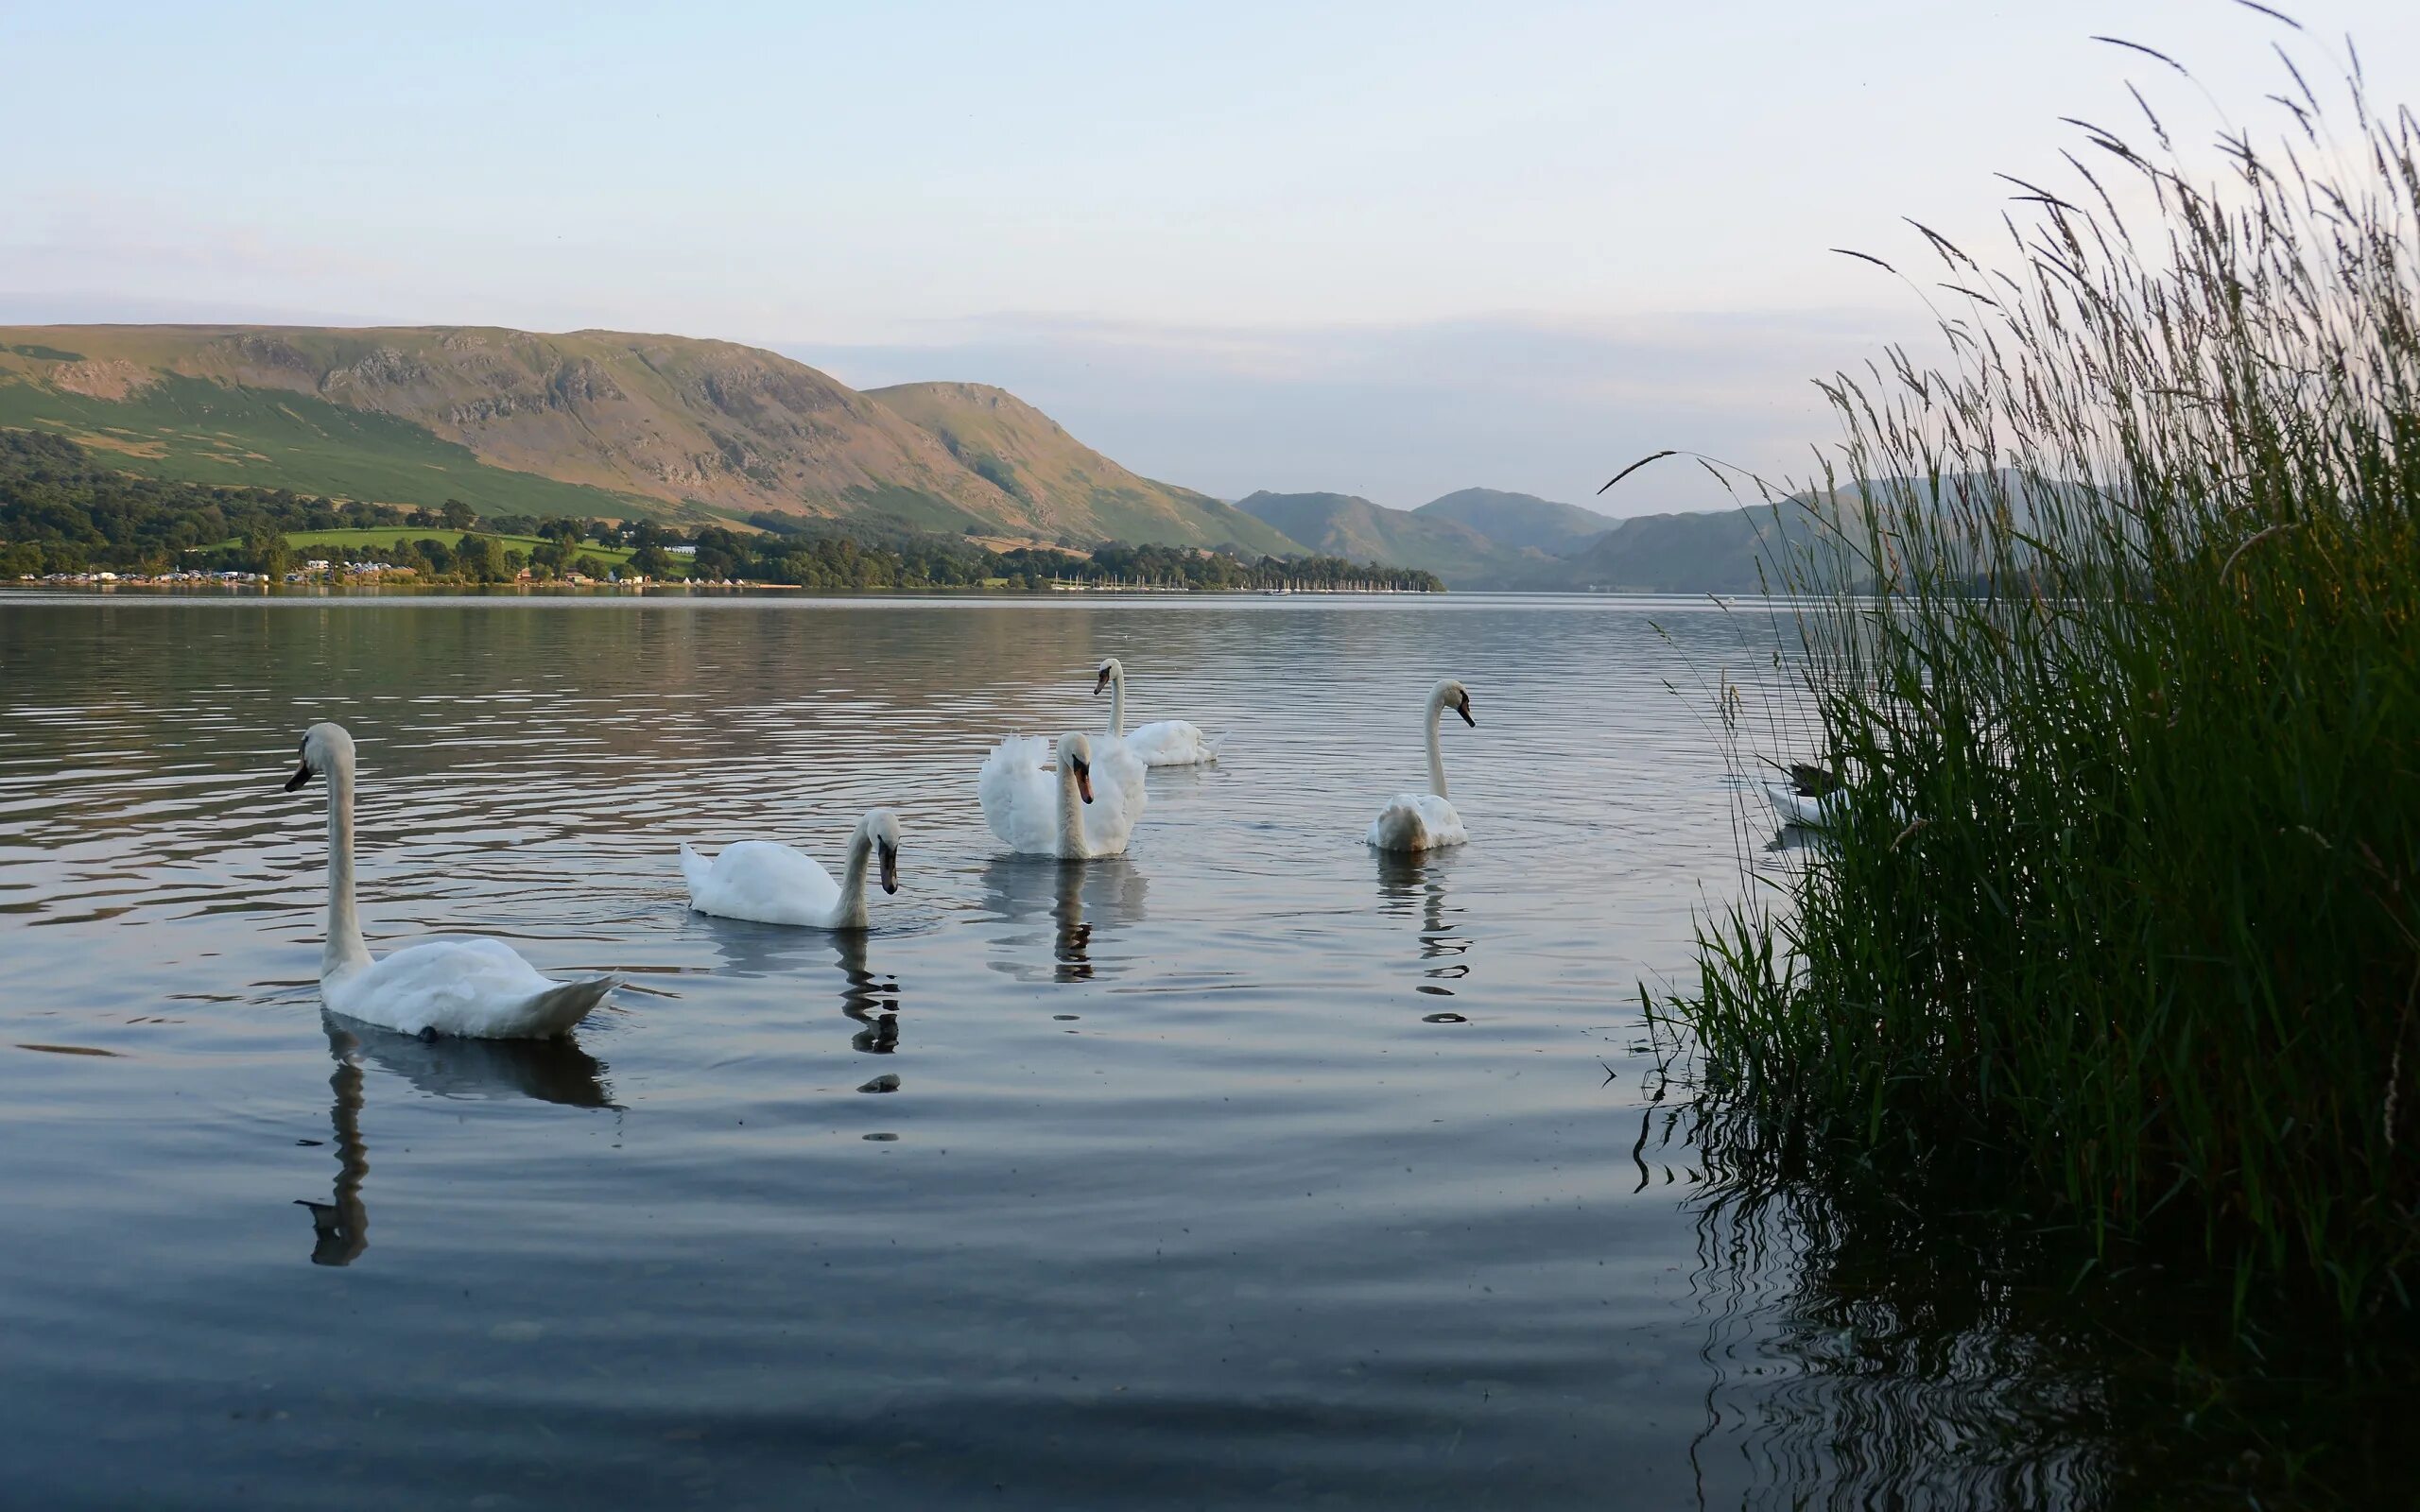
left=977, top=730, right=1147, bottom=857
left=1763, top=760, right=1848, bottom=829
left=1366, top=679, right=1476, bottom=853
left=284, top=722, right=618, bottom=1040
left=1095, top=657, right=1221, bottom=766
left=680, top=809, right=902, bottom=929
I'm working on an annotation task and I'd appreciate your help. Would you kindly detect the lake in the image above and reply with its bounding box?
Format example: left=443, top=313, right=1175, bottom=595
left=0, top=593, right=2224, bottom=1508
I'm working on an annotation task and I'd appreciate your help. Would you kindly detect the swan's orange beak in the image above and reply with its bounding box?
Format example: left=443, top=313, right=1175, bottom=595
left=285, top=761, right=316, bottom=791
left=1072, top=756, right=1095, bottom=804
left=1456, top=696, right=1476, bottom=728
left=1093, top=668, right=1112, bottom=696
left=878, top=842, right=899, bottom=895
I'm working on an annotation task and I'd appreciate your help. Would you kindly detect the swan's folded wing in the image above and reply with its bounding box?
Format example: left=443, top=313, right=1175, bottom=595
left=1124, top=719, right=1216, bottom=767
left=978, top=734, right=1061, bottom=854
left=1083, top=741, right=1150, bottom=853
left=325, top=937, right=556, bottom=1037
left=1413, top=793, right=1468, bottom=847
left=691, top=840, right=841, bottom=924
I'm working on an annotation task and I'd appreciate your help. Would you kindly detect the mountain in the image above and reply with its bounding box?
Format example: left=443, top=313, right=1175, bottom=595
left=863, top=383, right=1299, bottom=554
left=0, top=326, right=1271, bottom=548
left=1517, top=500, right=1854, bottom=593
left=1231, top=490, right=1543, bottom=587
left=1414, top=488, right=1614, bottom=554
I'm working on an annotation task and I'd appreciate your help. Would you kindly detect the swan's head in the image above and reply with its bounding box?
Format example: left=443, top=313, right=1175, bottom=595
left=1435, top=679, right=1476, bottom=728
left=285, top=722, right=355, bottom=790
left=860, top=808, right=903, bottom=895
left=1058, top=732, right=1096, bottom=803
left=1092, top=657, right=1123, bottom=696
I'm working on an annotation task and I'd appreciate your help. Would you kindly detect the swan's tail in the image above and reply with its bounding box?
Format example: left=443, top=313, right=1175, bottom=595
left=678, top=841, right=712, bottom=901
left=523, top=975, right=618, bottom=1039
left=1202, top=730, right=1230, bottom=760
left=1367, top=799, right=1429, bottom=853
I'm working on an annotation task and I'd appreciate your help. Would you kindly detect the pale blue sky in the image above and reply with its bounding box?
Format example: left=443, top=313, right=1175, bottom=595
left=4, top=1, right=2411, bottom=509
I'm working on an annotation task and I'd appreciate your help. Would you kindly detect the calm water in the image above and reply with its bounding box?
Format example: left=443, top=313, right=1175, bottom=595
left=0, top=593, right=2247, bottom=1509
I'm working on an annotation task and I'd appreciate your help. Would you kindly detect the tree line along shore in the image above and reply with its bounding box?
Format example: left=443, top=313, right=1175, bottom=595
left=0, top=430, right=1442, bottom=593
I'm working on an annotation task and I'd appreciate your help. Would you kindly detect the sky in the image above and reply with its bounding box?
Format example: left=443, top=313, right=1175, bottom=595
left=3, top=1, right=2413, bottom=513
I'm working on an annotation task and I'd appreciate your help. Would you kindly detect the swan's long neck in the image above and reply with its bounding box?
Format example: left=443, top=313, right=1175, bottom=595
left=833, top=826, right=873, bottom=929
left=1424, top=686, right=1450, bottom=800
left=322, top=751, right=372, bottom=981
left=1058, top=757, right=1090, bottom=858
left=1106, top=666, right=1127, bottom=739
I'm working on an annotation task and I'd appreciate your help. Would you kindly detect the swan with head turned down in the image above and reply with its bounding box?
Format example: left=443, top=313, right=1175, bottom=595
left=1094, top=657, right=1222, bottom=766
left=681, top=809, right=903, bottom=929
left=978, top=730, right=1147, bottom=857
left=1366, top=679, right=1476, bottom=853
left=285, top=723, right=618, bottom=1040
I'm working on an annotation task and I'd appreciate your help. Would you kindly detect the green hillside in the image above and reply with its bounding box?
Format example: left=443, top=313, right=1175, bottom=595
left=1415, top=487, right=1614, bottom=553
left=0, top=326, right=1350, bottom=554
left=1231, top=490, right=1541, bottom=587
left=864, top=382, right=1303, bottom=554
left=0, top=373, right=644, bottom=519
left=1516, top=498, right=1866, bottom=593
left=272, top=527, right=637, bottom=566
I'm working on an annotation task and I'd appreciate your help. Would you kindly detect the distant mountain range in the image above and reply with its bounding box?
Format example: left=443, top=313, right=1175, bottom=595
left=1235, top=485, right=1833, bottom=592
left=0, top=321, right=1828, bottom=593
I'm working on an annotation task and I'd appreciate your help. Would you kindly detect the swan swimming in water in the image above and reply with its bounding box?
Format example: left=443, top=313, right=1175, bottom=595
left=978, top=730, right=1147, bottom=857
left=1366, top=679, right=1477, bottom=853
left=1094, top=657, right=1221, bottom=766
left=285, top=722, right=618, bottom=1040
left=681, top=809, right=903, bottom=929
left=1763, top=761, right=1848, bottom=829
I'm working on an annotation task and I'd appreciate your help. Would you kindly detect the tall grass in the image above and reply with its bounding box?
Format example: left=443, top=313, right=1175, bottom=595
left=1651, top=34, right=2420, bottom=1313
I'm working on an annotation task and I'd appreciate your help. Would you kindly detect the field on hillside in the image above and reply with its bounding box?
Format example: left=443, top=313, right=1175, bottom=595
left=0, top=375, right=648, bottom=519
left=273, top=527, right=638, bottom=566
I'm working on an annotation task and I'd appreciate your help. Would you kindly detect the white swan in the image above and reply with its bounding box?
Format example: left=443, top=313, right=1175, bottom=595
left=1762, top=782, right=1846, bottom=829
left=680, top=809, right=902, bottom=929
left=285, top=723, right=618, bottom=1040
left=1095, top=657, right=1221, bottom=766
left=1762, top=761, right=1847, bottom=829
left=1366, top=679, right=1476, bottom=853
left=978, top=730, right=1148, bottom=857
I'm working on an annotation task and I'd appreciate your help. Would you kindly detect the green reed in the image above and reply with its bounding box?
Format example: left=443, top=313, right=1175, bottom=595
left=1651, top=40, right=2420, bottom=1313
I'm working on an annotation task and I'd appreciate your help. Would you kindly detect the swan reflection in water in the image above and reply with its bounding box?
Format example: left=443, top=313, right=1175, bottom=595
left=296, top=1016, right=614, bottom=1266
left=1374, top=850, right=1471, bottom=997
left=698, top=918, right=902, bottom=1054
left=979, top=855, right=1150, bottom=984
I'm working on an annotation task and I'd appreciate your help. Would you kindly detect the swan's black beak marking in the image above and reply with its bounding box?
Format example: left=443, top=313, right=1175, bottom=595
left=878, top=843, right=900, bottom=895
left=285, top=761, right=316, bottom=791
left=1072, top=756, right=1095, bottom=804
left=1093, top=669, right=1112, bottom=696
left=1457, top=698, right=1476, bottom=728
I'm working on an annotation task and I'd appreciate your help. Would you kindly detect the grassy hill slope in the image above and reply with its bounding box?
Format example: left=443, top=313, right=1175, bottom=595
left=0, top=368, right=643, bottom=519
left=0, top=326, right=1044, bottom=531
left=865, top=382, right=1302, bottom=554
left=1414, top=487, right=1614, bottom=554
left=1518, top=500, right=1861, bottom=593
left=1231, top=490, right=1541, bottom=587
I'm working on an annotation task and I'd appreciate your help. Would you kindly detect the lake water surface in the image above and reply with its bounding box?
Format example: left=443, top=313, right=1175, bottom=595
left=0, top=593, right=2235, bottom=1509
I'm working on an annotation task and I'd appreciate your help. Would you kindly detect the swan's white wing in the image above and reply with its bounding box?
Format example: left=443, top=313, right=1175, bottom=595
left=1762, top=782, right=1830, bottom=829
left=979, top=734, right=1063, bottom=855
left=1367, top=792, right=1467, bottom=852
left=324, top=937, right=614, bottom=1039
left=1080, top=740, right=1150, bottom=855
left=1121, top=719, right=1220, bottom=767
left=685, top=839, right=843, bottom=926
